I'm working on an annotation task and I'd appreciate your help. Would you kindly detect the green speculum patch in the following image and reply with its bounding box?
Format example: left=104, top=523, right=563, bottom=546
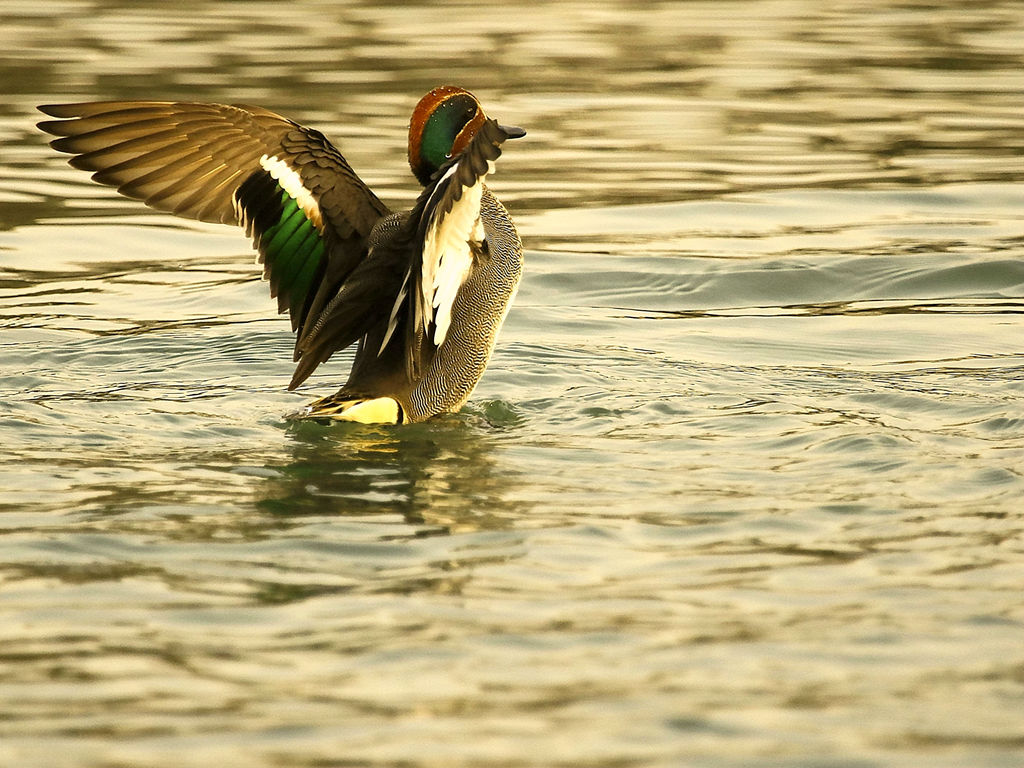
left=261, top=190, right=325, bottom=314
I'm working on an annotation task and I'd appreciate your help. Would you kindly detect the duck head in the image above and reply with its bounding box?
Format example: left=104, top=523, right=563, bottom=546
left=408, top=86, right=525, bottom=186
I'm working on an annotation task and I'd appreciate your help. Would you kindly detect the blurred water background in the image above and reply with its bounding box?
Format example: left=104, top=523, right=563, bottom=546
left=1, top=1, right=1023, bottom=766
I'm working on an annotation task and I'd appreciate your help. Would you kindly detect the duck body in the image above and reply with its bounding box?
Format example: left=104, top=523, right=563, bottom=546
left=311, top=187, right=521, bottom=423
left=37, top=87, right=525, bottom=424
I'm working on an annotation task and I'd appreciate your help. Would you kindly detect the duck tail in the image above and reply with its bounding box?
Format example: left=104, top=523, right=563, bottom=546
left=287, top=392, right=405, bottom=424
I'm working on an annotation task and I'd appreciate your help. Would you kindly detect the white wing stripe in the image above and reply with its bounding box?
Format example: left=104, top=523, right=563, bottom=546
left=259, top=154, right=324, bottom=231
left=419, top=164, right=458, bottom=334
left=379, top=269, right=410, bottom=355
left=421, top=164, right=487, bottom=347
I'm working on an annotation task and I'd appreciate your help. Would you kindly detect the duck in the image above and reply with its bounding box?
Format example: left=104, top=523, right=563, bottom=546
left=37, top=86, right=525, bottom=424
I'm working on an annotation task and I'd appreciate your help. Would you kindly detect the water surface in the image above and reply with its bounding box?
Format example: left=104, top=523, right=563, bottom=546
left=2, top=1, right=1023, bottom=767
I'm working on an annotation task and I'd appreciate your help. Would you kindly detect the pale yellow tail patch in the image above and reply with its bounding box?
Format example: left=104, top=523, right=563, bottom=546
left=329, top=397, right=401, bottom=424
left=291, top=395, right=403, bottom=424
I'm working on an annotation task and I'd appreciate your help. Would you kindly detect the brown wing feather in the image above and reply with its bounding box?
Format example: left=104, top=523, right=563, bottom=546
left=38, top=101, right=388, bottom=231
left=38, top=100, right=393, bottom=387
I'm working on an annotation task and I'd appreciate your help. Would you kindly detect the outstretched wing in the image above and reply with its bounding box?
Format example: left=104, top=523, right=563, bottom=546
left=37, top=100, right=391, bottom=380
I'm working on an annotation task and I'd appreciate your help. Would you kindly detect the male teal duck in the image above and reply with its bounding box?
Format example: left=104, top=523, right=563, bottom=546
left=37, top=86, right=525, bottom=424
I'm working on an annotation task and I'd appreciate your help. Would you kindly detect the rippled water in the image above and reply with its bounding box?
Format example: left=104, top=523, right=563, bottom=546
left=2, top=1, right=1024, bottom=766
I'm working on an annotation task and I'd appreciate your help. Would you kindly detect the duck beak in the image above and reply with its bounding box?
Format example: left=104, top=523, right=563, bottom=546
left=499, top=124, right=527, bottom=139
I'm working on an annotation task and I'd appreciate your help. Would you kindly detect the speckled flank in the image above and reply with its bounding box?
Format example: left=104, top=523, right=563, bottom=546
left=408, top=189, right=522, bottom=420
